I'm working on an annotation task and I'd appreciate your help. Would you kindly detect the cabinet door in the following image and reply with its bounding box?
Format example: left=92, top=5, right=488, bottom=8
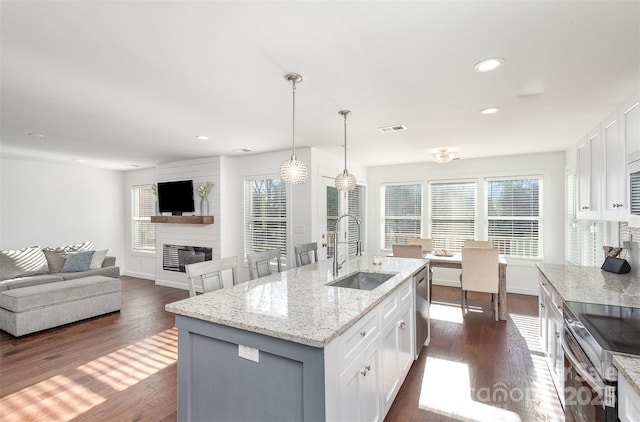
left=397, top=303, right=414, bottom=377
left=360, top=342, right=382, bottom=422
left=576, top=138, right=591, bottom=218
left=340, top=360, right=362, bottom=422
left=381, top=320, right=399, bottom=412
left=602, top=111, right=628, bottom=220
left=577, top=128, right=602, bottom=220
left=623, top=93, right=640, bottom=162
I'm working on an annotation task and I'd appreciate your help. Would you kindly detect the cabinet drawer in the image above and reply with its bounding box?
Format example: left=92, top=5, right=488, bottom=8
left=341, top=311, right=378, bottom=370
left=398, top=279, right=413, bottom=305
left=380, top=293, right=398, bottom=325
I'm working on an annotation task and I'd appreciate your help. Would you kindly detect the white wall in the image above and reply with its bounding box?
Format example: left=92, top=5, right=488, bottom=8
left=0, top=157, right=125, bottom=264
left=366, top=151, right=566, bottom=296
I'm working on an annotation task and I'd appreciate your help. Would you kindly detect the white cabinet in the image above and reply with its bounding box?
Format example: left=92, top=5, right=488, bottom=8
left=340, top=334, right=382, bottom=422
left=381, top=300, right=414, bottom=413
left=618, top=373, right=640, bottom=422
left=577, top=127, right=602, bottom=220
left=602, top=110, right=628, bottom=220
left=539, top=273, right=564, bottom=408
left=623, top=92, right=640, bottom=162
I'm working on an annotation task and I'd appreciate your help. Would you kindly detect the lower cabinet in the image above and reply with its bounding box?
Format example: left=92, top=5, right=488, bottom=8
left=340, top=333, right=382, bottom=422
left=618, top=373, right=640, bottom=422
left=538, top=272, right=564, bottom=408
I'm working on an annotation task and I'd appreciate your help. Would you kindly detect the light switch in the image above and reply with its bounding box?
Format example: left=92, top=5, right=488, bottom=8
left=238, top=344, right=259, bottom=362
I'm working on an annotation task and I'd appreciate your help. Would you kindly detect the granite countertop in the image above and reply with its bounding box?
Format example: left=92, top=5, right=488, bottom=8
left=166, top=254, right=426, bottom=348
left=536, top=263, right=640, bottom=395
left=536, top=263, right=640, bottom=307
left=614, top=355, right=640, bottom=396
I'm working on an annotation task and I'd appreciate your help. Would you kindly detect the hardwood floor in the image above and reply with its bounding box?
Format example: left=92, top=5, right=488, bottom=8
left=0, top=277, right=563, bottom=421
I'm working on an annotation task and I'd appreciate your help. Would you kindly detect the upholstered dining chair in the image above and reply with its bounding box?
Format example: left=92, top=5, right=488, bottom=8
left=247, top=248, right=283, bottom=280
left=460, top=247, right=500, bottom=320
left=407, top=238, right=434, bottom=253
left=294, top=242, right=319, bottom=267
left=392, top=244, right=424, bottom=259
left=185, top=256, right=239, bottom=297
left=463, top=240, right=494, bottom=248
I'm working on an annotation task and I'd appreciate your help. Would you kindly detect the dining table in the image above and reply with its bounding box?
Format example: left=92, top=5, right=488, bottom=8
left=424, top=252, right=509, bottom=320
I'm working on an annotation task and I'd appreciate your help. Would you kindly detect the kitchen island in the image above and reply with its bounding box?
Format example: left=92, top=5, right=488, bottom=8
left=166, top=254, right=427, bottom=421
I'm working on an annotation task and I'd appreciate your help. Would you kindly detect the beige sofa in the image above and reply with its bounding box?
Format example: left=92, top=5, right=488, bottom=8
left=0, top=242, right=121, bottom=336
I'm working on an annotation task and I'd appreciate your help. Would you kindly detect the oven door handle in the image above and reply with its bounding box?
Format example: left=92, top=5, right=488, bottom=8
left=561, top=334, right=606, bottom=397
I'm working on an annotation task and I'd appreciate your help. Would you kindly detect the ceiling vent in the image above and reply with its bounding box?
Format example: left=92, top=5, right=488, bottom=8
left=379, top=124, right=406, bottom=133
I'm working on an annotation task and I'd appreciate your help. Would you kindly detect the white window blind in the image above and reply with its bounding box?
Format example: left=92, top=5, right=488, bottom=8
left=245, top=176, right=288, bottom=266
left=566, top=173, right=580, bottom=265
left=326, top=185, right=339, bottom=258
left=430, top=181, right=476, bottom=252
left=382, top=183, right=422, bottom=249
left=486, top=177, right=542, bottom=259
left=348, top=185, right=366, bottom=255
left=132, top=185, right=156, bottom=252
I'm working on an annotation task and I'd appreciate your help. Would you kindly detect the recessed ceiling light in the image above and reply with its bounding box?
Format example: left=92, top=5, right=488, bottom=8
left=474, top=58, right=504, bottom=72
left=378, top=124, right=406, bottom=133
left=75, top=159, right=85, bottom=163
left=480, top=107, right=502, bottom=115
left=195, top=135, right=209, bottom=141
left=127, top=164, right=141, bottom=168
left=233, top=148, right=252, bottom=153
left=28, top=132, right=45, bottom=138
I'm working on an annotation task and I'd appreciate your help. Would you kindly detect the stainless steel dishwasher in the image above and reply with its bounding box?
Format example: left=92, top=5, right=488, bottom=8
left=415, top=264, right=430, bottom=356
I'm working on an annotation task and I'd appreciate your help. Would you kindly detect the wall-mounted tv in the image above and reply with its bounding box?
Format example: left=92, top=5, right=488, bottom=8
left=157, top=180, right=195, bottom=216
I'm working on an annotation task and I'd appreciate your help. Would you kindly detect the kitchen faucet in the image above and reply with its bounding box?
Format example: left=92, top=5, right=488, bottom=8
left=332, top=214, right=362, bottom=276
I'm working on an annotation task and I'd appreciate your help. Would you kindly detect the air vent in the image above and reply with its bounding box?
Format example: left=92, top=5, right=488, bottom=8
left=379, top=124, right=406, bottom=133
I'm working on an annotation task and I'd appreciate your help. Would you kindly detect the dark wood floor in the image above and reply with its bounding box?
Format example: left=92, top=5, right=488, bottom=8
left=0, top=277, right=563, bottom=421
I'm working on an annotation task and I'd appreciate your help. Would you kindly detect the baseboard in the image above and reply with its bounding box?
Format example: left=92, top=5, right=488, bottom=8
left=122, top=270, right=156, bottom=280
left=155, top=278, right=189, bottom=291
left=432, top=280, right=538, bottom=297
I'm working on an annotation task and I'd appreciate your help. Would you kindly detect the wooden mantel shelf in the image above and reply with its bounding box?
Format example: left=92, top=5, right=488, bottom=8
left=150, top=216, right=214, bottom=224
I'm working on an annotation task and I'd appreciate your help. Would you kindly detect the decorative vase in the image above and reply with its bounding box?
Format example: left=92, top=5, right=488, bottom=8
left=200, top=197, right=209, bottom=216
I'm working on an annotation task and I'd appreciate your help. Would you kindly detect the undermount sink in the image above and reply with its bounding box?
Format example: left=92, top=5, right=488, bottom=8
left=329, top=271, right=396, bottom=291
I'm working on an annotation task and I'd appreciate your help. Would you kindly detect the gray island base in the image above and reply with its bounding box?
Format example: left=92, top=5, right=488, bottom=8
left=167, top=255, right=428, bottom=421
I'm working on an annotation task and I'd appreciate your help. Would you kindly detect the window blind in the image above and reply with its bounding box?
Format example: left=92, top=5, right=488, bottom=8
left=382, top=184, right=422, bottom=249
left=487, top=177, right=541, bottom=258
left=245, top=176, right=288, bottom=266
left=132, top=185, right=156, bottom=251
left=566, top=173, right=580, bottom=265
left=348, top=185, right=366, bottom=255
left=430, top=181, right=476, bottom=252
left=326, top=185, right=339, bottom=258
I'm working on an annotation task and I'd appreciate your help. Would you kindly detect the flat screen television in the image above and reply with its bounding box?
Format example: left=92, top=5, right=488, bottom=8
left=157, top=180, right=195, bottom=216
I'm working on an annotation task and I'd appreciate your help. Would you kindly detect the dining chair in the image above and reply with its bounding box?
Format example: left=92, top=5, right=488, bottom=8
left=185, top=256, right=239, bottom=297
left=294, top=242, right=319, bottom=267
left=463, top=240, right=494, bottom=248
left=407, top=238, right=434, bottom=253
left=392, top=244, right=424, bottom=258
left=247, top=248, right=283, bottom=280
left=460, top=247, right=500, bottom=320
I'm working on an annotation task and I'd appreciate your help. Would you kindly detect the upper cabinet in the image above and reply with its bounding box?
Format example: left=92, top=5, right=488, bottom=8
left=601, top=110, right=627, bottom=221
left=624, top=94, right=640, bottom=163
left=576, top=126, right=601, bottom=220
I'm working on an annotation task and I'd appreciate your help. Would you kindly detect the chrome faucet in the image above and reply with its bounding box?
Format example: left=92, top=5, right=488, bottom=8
left=333, top=214, right=362, bottom=276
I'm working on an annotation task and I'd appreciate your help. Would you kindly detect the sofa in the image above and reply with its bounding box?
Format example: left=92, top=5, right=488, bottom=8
left=0, top=241, right=121, bottom=336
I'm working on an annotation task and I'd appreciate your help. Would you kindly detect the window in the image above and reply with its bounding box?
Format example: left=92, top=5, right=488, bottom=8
left=566, top=172, right=580, bottom=265
left=486, top=177, right=542, bottom=258
left=132, top=185, right=156, bottom=252
left=382, top=183, right=422, bottom=249
left=348, top=185, right=366, bottom=255
left=430, top=181, right=476, bottom=252
left=245, top=176, right=288, bottom=266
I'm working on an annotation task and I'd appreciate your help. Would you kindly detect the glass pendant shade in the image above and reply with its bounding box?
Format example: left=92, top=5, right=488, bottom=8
left=433, top=149, right=454, bottom=164
left=335, top=110, right=356, bottom=191
left=335, top=169, right=356, bottom=191
left=280, top=154, right=308, bottom=184
left=281, top=73, right=308, bottom=184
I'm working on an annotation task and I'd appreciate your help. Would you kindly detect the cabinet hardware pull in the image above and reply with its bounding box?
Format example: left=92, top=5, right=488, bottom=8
left=399, top=321, right=406, bottom=328
left=360, top=331, right=366, bottom=337
left=360, top=365, right=371, bottom=376
left=555, top=332, right=560, bottom=339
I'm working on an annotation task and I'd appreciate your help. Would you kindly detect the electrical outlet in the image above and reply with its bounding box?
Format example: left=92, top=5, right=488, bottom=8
left=238, top=345, right=259, bottom=363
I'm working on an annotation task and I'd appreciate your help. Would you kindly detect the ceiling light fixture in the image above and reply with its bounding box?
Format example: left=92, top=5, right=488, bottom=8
left=27, top=132, right=45, bottom=138
left=480, top=107, right=502, bottom=115
left=432, top=149, right=455, bottom=164
left=474, top=57, right=504, bottom=72
left=195, top=135, right=209, bottom=141
left=335, top=110, right=356, bottom=191
left=280, top=73, right=308, bottom=184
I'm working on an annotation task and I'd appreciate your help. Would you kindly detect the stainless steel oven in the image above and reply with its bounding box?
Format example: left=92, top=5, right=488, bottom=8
left=563, top=301, right=640, bottom=422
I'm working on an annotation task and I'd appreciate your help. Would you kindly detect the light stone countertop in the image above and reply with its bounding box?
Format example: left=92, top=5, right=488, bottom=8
left=166, top=254, right=427, bottom=348
left=536, top=263, right=640, bottom=395
left=614, top=355, right=640, bottom=396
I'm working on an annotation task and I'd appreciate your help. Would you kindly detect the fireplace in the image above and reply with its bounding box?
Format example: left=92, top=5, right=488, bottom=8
left=163, top=244, right=212, bottom=273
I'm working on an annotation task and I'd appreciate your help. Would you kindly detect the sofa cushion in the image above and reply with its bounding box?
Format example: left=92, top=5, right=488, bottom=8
left=62, top=251, right=95, bottom=273
left=58, top=265, right=120, bottom=280
left=0, top=276, right=121, bottom=313
left=90, top=249, right=108, bottom=269
left=0, top=247, right=49, bottom=281
left=43, top=249, right=68, bottom=273
left=0, top=274, right=64, bottom=292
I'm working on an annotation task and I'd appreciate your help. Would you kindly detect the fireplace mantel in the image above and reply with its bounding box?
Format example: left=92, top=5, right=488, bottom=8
left=151, top=216, right=214, bottom=224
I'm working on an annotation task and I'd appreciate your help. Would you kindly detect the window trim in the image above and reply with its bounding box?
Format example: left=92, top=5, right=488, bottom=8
left=131, top=184, right=156, bottom=253
left=428, top=178, right=478, bottom=253
left=380, top=181, right=424, bottom=251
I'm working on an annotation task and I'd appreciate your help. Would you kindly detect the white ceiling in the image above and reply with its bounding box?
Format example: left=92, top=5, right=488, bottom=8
left=1, top=1, right=639, bottom=170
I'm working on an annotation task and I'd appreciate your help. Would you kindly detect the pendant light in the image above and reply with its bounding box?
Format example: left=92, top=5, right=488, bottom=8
left=280, top=73, right=308, bottom=184
left=335, top=110, right=356, bottom=191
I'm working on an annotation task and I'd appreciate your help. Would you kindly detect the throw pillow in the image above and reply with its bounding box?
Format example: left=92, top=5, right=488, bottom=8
left=62, top=251, right=95, bottom=273
left=64, top=241, right=95, bottom=252
left=89, top=249, right=108, bottom=269
left=0, top=246, right=49, bottom=281
left=43, top=249, right=68, bottom=273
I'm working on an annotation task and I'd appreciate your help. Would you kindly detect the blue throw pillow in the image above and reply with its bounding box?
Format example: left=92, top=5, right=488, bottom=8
left=62, top=251, right=95, bottom=272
